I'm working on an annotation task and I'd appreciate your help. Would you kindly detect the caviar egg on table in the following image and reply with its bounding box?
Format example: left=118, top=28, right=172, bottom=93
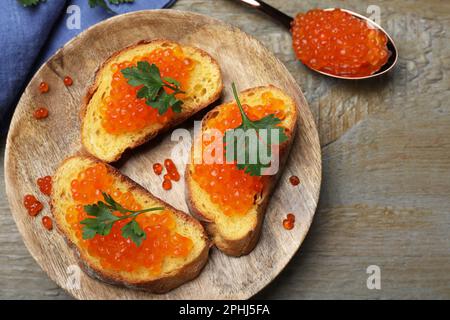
left=67, top=163, right=193, bottom=274
left=101, top=46, right=195, bottom=134
left=192, top=92, right=287, bottom=216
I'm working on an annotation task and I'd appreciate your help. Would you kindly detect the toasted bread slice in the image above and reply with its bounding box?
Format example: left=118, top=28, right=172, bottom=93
left=186, top=86, right=297, bottom=256
left=81, top=39, right=223, bottom=162
left=51, top=155, right=209, bottom=293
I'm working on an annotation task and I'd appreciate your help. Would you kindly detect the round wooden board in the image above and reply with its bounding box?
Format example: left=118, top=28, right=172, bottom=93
left=4, top=10, right=321, bottom=300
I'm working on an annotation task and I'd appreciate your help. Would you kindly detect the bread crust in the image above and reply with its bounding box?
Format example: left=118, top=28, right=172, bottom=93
left=80, top=39, right=223, bottom=163
left=185, top=86, right=298, bottom=256
left=51, top=155, right=210, bottom=293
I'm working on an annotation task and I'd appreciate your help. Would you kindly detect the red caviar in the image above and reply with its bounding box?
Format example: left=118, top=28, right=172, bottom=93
left=289, top=175, right=300, bottom=186
left=283, top=213, right=295, bottom=230
left=63, top=76, right=73, bottom=86
left=101, top=46, right=195, bottom=134
left=23, top=194, right=43, bottom=217
left=153, top=163, right=163, bottom=175
left=164, top=159, right=180, bottom=182
left=192, top=92, right=286, bottom=216
left=39, top=81, right=49, bottom=93
left=68, top=163, right=192, bottom=273
left=33, top=107, right=49, bottom=119
left=292, top=9, right=389, bottom=77
left=42, top=216, right=53, bottom=231
left=37, top=176, right=52, bottom=196
left=162, top=179, right=172, bottom=191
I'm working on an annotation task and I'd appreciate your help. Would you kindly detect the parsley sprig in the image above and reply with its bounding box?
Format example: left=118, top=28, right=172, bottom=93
left=88, top=0, right=134, bottom=13
left=121, top=61, right=184, bottom=115
left=80, top=192, right=163, bottom=246
left=18, top=0, right=134, bottom=12
left=224, top=83, right=288, bottom=176
left=18, top=0, right=45, bottom=6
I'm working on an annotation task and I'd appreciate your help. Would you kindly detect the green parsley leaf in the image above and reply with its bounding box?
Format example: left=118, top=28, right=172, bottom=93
left=121, top=61, right=184, bottom=115
left=109, top=0, right=134, bottom=4
left=121, top=220, right=146, bottom=247
left=18, top=0, right=45, bottom=7
left=80, top=192, right=164, bottom=246
left=224, top=83, right=289, bottom=176
left=88, top=0, right=133, bottom=13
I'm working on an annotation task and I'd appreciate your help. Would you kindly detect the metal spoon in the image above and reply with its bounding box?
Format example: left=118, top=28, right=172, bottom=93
left=232, top=0, right=398, bottom=80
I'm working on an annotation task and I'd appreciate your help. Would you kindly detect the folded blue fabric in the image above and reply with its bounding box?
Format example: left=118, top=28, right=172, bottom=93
left=0, top=0, right=176, bottom=128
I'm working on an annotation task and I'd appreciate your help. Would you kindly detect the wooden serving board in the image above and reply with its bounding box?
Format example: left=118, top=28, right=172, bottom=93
left=4, top=10, right=321, bottom=300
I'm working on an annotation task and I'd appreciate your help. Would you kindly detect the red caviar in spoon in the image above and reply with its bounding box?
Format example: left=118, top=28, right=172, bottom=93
left=292, top=9, right=389, bottom=77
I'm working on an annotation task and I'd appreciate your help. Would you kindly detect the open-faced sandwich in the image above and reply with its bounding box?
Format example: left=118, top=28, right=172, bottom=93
left=81, top=39, right=223, bottom=162
left=186, top=84, right=298, bottom=256
left=51, top=155, right=209, bottom=293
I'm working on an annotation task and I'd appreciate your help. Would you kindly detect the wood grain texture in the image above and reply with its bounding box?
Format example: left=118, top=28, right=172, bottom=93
left=1, top=0, right=450, bottom=300
left=3, top=10, right=320, bottom=299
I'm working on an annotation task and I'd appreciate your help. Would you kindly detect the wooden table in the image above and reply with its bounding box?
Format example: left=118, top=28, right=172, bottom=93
left=1, top=0, right=449, bottom=299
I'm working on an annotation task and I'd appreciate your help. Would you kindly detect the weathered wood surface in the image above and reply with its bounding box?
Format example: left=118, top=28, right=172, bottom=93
left=1, top=0, right=450, bottom=299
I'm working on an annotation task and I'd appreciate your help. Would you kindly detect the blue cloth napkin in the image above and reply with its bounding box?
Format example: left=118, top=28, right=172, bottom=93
left=0, top=0, right=176, bottom=128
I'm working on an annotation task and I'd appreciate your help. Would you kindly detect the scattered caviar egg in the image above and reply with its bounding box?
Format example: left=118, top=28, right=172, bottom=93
left=162, top=179, right=172, bottom=191
left=37, top=176, right=52, bottom=196
left=287, top=213, right=296, bottom=222
left=101, top=46, right=195, bottom=135
left=283, top=218, right=295, bottom=230
left=164, top=159, right=180, bottom=182
left=23, top=194, right=43, bottom=217
left=153, top=163, right=163, bottom=175
left=39, top=81, right=49, bottom=93
left=33, top=107, right=49, bottom=119
left=63, top=76, right=73, bottom=86
left=192, top=92, right=286, bottom=216
left=291, top=9, right=390, bottom=77
left=289, top=175, right=300, bottom=186
left=67, top=164, right=192, bottom=273
left=42, top=216, right=53, bottom=231
left=283, top=213, right=296, bottom=230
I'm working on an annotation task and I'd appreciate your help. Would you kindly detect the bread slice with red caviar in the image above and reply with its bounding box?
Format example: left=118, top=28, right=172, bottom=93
left=51, top=155, right=209, bottom=293
left=81, top=39, right=223, bottom=163
left=186, top=85, right=298, bottom=256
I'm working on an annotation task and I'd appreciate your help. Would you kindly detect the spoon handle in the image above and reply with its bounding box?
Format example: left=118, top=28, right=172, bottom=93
left=232, top=0, right=294, bottom=29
